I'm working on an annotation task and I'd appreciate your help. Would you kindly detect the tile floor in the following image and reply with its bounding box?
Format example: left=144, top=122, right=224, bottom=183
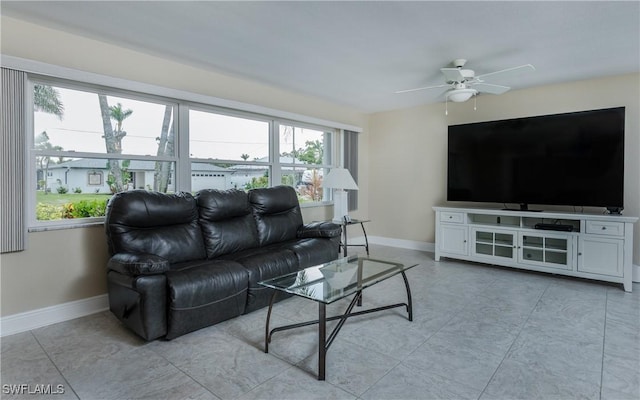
left=2, top=245, right=639, bottom=400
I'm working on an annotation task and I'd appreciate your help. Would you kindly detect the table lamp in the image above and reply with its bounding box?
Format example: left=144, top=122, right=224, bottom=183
left=323, top=167, right=358, bottom=223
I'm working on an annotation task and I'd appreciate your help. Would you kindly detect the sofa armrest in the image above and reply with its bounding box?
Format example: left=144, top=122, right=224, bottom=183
left=107, top=253, right=170, bottom=276
left=297, top=221, right=342, bottom=239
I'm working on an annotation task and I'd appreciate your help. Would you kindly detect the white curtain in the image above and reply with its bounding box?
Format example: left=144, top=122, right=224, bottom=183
left=1, top=67, right=27, bottom=253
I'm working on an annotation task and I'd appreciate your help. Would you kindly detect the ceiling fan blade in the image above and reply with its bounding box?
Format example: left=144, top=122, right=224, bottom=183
left=395, top=83, right=450, bottom=94
left=475, top=64, right=535, bottom=80
left=473, top=82, right=511, bottom=95
left=441, top=68, right=465, bottom=82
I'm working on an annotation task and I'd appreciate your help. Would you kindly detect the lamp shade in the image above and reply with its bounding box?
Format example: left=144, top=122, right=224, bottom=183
left=323, top=168, right=358, bottom=190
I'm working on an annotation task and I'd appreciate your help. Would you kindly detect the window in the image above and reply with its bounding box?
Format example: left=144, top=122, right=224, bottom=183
left=87, top=171, right=103, bottom=185
left=189, top=110, right=270, bottom=161
left=31, top=81, right=177, bottom=224
left=188, top=109, right=334, bottom=201
left=188, top=109, right=272, bottom=191
left=28, top=75, right=341, bottom=228
left=278, top=123, right=332, bottom=203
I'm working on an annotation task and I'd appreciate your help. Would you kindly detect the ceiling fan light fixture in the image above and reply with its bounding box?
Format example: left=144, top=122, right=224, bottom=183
left=446, top=88, right=478, bottom=102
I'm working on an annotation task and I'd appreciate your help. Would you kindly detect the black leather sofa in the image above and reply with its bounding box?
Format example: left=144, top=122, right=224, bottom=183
left=104, top=185, right=341, bottom=341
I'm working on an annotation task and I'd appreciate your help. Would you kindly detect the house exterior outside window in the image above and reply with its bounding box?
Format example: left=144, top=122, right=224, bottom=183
left=30, top=79, right=337, bottom=226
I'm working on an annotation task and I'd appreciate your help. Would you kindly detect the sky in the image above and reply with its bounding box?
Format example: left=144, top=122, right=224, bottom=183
left=35, top=86, right=326, bottom=162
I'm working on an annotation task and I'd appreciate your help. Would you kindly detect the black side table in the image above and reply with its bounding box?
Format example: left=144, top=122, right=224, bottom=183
left=339, top=219, right=370, bottom=257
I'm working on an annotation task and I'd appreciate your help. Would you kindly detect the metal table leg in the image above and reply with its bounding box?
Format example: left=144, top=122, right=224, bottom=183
left=318, top=303, right=326, bottom=380
left=264, top=290, right=278, bottom=354
left=342, top=222, right=348, bottom=257
left=359, top=221, right=370, bottom=256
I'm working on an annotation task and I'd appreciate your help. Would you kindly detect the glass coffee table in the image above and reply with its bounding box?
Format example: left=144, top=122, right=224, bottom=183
left=259, top=255, right=417, bottom=380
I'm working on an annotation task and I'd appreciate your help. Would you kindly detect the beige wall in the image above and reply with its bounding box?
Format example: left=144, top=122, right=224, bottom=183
left=369, top=73, right=640, bottom=263
left=2, top=14, right=637, bottom=318
left=0, top=16, right=369, bottom=317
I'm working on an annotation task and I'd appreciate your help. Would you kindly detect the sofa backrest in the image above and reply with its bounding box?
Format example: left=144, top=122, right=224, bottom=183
left=105, top=190, right=206, bottom=263
left=195, top=189, right=260, bottom=258
left=249, top=185, right=303, bottom=246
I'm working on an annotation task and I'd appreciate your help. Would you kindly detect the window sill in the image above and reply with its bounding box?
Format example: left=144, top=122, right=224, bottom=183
left=28, top=220, right=104, bottom=232
left=300, top=201, right=333, bottom=208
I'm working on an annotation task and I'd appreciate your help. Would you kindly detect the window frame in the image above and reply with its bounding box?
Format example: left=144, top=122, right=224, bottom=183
left=274, top=120, right=336, bottom=203
left=186, top=104, right=336, bottom=202
left=26, top=74, right=343, bottom=230
left=28, top=76, right=180, bottom=229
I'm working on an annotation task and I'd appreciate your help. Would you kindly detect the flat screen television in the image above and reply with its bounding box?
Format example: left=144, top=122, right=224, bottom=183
left=447, top=107, right=625, bottom=211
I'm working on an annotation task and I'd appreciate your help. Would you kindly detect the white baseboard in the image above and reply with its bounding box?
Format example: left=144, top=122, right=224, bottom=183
left=634, top=263, right=640, bottom=283
left=352, top=235, right=436, bottom=253
left=0, top=294, right=109, bottom=337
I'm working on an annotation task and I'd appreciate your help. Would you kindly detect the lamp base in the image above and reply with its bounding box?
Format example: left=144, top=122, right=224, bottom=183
left=332, top=190, right=348, bottom=223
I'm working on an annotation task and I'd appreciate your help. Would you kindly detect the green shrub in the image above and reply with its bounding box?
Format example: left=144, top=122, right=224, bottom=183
left=56, top=186, right=68, bottom=194
left=36, top=203, right=64, bottom=220
left=62, top=199, right=108, bottom=218
left=244, top=176, right=269, bottom=190
left=73, top=187, right=82, bottom=193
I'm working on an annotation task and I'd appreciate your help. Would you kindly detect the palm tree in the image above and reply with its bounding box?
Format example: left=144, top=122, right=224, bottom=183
left=34, top=84, right=64, bottom=119
left=109, top=102, right=133, bottom=132
left=33, top=85, right=64, bottom=195
left=109, top=103, right=133, bottom=153
left=34, top=131, right=63, bottom=194
left=154, top=105, right=174, bottom=192
left=98, top=97, right=133, bottom=192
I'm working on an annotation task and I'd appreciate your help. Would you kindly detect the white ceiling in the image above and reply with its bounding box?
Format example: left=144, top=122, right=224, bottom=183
left=2, top=1, right=639, bottom=113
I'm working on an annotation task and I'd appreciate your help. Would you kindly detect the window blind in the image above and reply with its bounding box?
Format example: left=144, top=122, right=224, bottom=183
left=1, top=68, right=26, bottom=253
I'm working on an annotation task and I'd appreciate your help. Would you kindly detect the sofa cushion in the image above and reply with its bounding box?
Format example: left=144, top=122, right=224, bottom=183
left=297, top=221, right=342, bottom=239
left=280, top=238, right=341, bottom=269
left=105, top=190, right=206, bottom=263
left=195, top=189, right=260, bottom=259
left=249, top=186, right=303, bottom=246
left=165, top=259, right=249, bottom=340
left=221, top=246, right=299, bottom=313
left=107, top=252, right=170, bottom=276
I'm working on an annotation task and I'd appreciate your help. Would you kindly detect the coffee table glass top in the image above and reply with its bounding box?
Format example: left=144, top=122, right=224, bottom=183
left=259, top=255, right=418, bottom=304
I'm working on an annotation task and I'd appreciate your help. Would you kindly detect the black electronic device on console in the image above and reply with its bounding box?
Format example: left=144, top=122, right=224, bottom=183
left=447, top=107, right=625, bottom=211
left=534, top=223, right=574, bottom=232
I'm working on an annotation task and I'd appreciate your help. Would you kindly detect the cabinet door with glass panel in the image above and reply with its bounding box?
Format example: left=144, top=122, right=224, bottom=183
left=470, top=227, right=517, bottom=262
left=518, top=232, right=575, bottom=270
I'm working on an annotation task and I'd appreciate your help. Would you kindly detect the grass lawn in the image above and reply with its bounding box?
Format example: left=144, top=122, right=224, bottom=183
left=36, top=192, right=112, bottom=206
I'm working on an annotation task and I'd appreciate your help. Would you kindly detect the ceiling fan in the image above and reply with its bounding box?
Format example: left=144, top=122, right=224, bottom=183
left=396, top=59, right=535, bottom=103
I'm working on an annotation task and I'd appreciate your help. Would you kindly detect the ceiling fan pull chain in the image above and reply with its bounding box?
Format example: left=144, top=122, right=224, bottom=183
left=445, top=96, right=448, bottom=115
left=474, top=94, right=477, bottom=111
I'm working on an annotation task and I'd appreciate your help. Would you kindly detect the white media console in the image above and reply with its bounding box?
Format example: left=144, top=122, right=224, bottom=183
left=433, top=207, right=638, bottom=291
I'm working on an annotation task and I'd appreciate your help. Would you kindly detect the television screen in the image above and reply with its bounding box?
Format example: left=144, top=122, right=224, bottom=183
left=447, top=107, right=625, bottom=209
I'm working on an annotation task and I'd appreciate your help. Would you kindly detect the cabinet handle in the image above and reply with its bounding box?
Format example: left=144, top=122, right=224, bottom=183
left=602, top=226, right=606, bottom=230
left=578, top=252, right=582, bottom=256
left=463, top=240, right=467, bottom=243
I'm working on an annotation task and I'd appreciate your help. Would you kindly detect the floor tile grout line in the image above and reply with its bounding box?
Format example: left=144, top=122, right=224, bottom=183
left=146, top=342, right=223, bottom=400
left=475, top=280, right=552, bottom=400
left=29, top=330, right=80, bottom=400
left=356, top=356, right=404, bottom=399
left=390, top=279, right=501, bottom=398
